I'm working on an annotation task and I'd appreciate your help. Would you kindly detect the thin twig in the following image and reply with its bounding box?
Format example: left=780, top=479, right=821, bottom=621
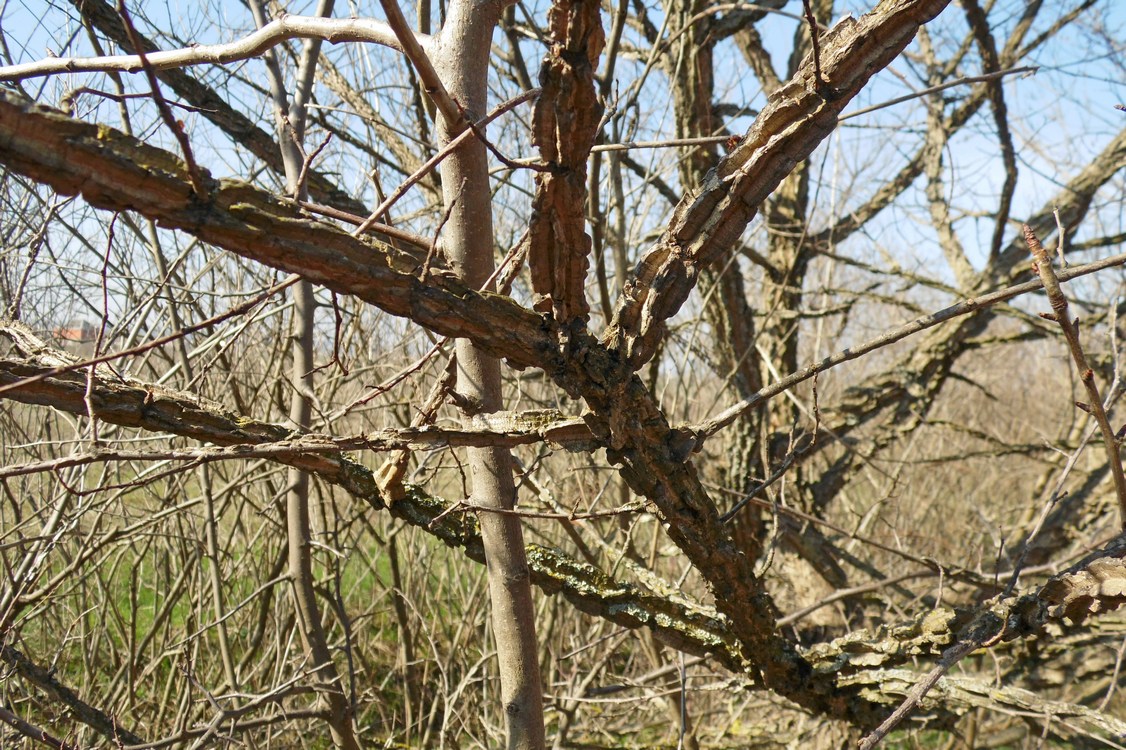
left=294, top=132, right=333, bottom=200
left=503, top=68, right=1042, bottom=164
left=0, top=704, right=77, bottom=750
left=857, top=639, right=981, bottom=750
left=466, top=109, right=553, bottom=172
left=432, top=499, right=645, bottom=527
left=1026, top=223, right=1126, bottom=529
left=0, top=275, right=300, bottom=397
left=1054, top=205, right=1069, bottom=268
left=376, top=0, right=462, bottom=128
left=60, top=86, right=210, bottom=117
left=696, top=248, right=1126, bottom=441
left=706, top=481, right=1002, bottom=587
left=327, top=231, right=529, bottom=419
left=420, top=178, right=465, bottom=280
left=589, top=134, right=733, bottom=153
left=330, top=339, right=448, bottom=418
left=839, top=66, right=1038, bottom=121
left=1, top=641, right=146, bottom=745
left=290, top=199, right=431, bottom=249
left=351, top=88, right=539, bottom=236
left=801, top=0, right=827, bottom=92
left=1003, top=351, right=1126, bottom=595
left=117, top=1, right=208, bottom=197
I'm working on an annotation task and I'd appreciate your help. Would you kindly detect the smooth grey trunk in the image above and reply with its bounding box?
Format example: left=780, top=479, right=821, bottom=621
left=251, top=1, right=359, bottom=747
left=431, top=2, right=545, bottom=748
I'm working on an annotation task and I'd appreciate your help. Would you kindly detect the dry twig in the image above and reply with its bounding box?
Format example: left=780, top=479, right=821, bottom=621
left=1026, top=223, right=1126, bottom=529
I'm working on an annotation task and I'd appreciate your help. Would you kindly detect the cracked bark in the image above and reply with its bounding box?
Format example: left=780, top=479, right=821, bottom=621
left=527, top=0, right=604, bottom=328
left=0, top=2, right=957, bottom=724
left=603, top=0, right=952, bottom=369
left=10, top=0, right=1088, bottom=731
left=0, top=325, right=745, bottom=670
left=8, top=326, right=1126, bottom=743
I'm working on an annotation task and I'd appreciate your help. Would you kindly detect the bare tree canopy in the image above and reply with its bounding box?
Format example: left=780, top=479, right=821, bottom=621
left=1, top=0, right=1125, bottom=747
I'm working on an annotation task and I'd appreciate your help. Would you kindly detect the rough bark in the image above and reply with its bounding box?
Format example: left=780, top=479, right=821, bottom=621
left=527, top=0, right=604, bottom=327
left=0, top=324, right=742, bottom=670
left=603, top=0, right=952, bottom=369
left=1, top=0, right=1037, bottom=730
left=8, top=330, right=1126, bottom=742
left=0, top=89, right=556, bottom=370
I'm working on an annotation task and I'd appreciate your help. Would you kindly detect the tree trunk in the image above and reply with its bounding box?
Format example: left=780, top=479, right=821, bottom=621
left=252, top=1, right=361, bottom=746
left=431, top=2, right=546, bottom=747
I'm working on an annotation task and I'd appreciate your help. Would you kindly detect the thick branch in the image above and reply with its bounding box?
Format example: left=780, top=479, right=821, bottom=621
left=0, top=328, right=743, bottom=671
left=430, top=3, right=544, bottom=744
left=527, top=0, right=605, bottom=326
left=12, top=323, right=1126, bottom=731
left=0, top=89, right=556, bottom=371
left=0, top=87, right=871, bottom=723
left=603, top=0, right=952, bottom=368
left=809, top=536, right=1126, bottom=684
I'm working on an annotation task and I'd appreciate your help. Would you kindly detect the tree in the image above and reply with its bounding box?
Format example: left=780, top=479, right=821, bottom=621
left=0, top=0, right=1125, bottom=747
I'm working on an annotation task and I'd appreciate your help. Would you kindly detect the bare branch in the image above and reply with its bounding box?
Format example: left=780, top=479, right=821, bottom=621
left=0, top=642, right=145, bottom=746
left=116, top=1, right=208, bottom=197
left=527, top=0, right=605, bottom=325
left=0, top=705, right=77, bottom=750
left=0, top=15, right=410, bottom=80
left=0, top=329, right=745, bottom=672
left=696, top=249, right=1126, bottom=440
left=0, top=88, right=554, bottom=369
left=604, top=0, right=952, bottom=369
left=1027, top=224, right=1126, bottom=528
left=376, top=0, right=462, bottom=128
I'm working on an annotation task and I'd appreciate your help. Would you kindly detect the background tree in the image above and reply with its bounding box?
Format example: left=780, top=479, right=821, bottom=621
left=1, top=0, right=1125, bottom=748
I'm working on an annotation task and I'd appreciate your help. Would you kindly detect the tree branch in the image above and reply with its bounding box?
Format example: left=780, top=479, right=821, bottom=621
left=0, top=15, right=411, bottom=80
left=1027, top=224, right=1126, bottom=528
left=527, top=0, right=605, bottom=326
left=603, top=0, right=952, bottom=369
left=71, top=0, right=367, bottom=216
left=0, top=326, right=744, bottom=672
left=0, top=641, right=146, bottom=747
left=0, top=88, right=555, bottom=371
